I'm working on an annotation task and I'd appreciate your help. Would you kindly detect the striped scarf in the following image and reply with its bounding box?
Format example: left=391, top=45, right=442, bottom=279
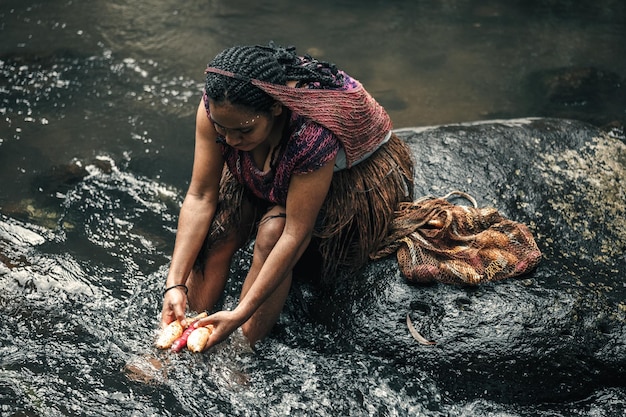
left=205, top=67, right=392, bottom=168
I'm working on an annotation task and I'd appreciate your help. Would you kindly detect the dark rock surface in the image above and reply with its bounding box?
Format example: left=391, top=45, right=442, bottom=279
left=1, top=117, right=624, bottom=414
left=280, top=117, right=626, bottom=404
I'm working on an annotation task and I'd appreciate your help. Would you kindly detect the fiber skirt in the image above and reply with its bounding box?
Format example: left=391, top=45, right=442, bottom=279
left=195, top=133, right=414, bottom=283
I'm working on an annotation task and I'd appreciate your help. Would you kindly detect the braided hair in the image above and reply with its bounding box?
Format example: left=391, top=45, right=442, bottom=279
left=205, top=42, right=344, bottom=113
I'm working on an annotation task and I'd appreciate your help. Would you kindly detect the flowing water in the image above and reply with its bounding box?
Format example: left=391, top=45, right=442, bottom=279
left=1, top=1, right=625, bottom=416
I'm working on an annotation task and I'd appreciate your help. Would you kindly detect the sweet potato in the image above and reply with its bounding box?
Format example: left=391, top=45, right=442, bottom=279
left=170, top=324, right=196, bottom=352
left=155, top=320, right=183, bottom=349
left=155, top=312, right=207, bottom=350
left=187, top=325, right=215, bottom=352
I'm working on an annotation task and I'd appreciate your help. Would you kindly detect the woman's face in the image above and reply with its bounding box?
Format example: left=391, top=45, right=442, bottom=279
left=208, top=99, right=281, bottom=151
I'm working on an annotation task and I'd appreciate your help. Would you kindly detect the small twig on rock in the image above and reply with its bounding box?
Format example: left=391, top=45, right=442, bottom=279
left=406, top=313, right=436, bottom=345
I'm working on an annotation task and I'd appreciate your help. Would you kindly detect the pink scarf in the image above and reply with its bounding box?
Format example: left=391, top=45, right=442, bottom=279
left=205, top=67, right=392, bottom=168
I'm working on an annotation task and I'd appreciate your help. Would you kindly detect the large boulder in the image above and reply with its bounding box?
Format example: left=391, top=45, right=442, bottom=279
left=1, top=117, right=624, bottom=413
left=278, top=118, right=626, bottom=404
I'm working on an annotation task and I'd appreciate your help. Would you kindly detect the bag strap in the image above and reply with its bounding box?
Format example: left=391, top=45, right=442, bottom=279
left=442, top=190, right=478, bottom=208
left=414, top=190, right=478, bottom=208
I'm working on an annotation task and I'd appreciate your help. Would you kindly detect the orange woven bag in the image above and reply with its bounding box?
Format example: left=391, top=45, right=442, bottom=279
left=373, top=191, right=542, bottom=285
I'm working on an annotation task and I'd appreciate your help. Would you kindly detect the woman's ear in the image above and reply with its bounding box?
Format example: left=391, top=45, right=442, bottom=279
left=270, top=102, right=283, bottom=117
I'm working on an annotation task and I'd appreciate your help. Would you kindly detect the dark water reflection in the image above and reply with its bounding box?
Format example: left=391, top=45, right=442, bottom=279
left=1, top=1, right=625, bottom=416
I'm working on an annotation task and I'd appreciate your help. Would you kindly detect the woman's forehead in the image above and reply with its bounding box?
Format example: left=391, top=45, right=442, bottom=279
left=208, top=100, right=262, bottom=127
left=208, top=99, right=256, bottom=116
left=209, top=98, right=261, bottom=116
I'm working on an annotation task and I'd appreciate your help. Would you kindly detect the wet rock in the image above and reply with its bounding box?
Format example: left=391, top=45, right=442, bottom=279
left=33, top=161, right=89, bottom=197
left=0, top=250, right=31, bottom=270
left=5, top=158, right=115, bottom=229
left=279, top=118, right=626, bottom=404
left=2, top=117, right=624, bottom=413
left=1, top=198, right=63, bottom=230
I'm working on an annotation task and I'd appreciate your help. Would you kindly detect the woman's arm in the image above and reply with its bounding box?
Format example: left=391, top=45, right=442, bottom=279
left=198, top=155, right=336, bottom=346
left=161, top=100, right=224, bottom=326
left=240, top=157, right=336, bottom=313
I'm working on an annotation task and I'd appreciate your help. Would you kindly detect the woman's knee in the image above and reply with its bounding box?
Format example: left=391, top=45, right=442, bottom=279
left=254, top=207, right=286, bottom=257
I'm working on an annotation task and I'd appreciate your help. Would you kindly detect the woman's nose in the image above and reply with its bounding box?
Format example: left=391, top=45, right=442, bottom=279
left=225, top=132, right=242, bottom=146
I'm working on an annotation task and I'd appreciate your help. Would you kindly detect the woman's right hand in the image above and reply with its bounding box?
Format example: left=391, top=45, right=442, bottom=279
left=160, top=286, right=188, bottom=328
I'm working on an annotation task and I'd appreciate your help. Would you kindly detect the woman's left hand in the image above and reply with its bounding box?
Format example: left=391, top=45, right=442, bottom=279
left=194, top=309, right=247, bottom=350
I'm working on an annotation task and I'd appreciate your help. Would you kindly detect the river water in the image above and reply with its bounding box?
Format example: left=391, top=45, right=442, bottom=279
left=1, top=1, right=625, bottom=416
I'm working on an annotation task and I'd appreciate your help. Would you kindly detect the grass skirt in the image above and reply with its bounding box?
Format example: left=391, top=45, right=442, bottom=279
left=195, top=133, right=414, bottom=282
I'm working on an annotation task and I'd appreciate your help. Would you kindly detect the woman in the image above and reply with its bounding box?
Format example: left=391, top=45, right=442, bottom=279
left=160, top=43, right=414, bottom=349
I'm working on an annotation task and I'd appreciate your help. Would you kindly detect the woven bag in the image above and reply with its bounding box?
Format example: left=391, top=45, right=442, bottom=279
left=373, top=191, right=542, bottom=285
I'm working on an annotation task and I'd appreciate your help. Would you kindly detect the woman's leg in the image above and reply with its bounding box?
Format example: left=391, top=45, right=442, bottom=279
left=186, top=180, right=261, bottom=314
left=185, top=234, right=240, bottom=313
left=239, top=206, right=292, bottom=345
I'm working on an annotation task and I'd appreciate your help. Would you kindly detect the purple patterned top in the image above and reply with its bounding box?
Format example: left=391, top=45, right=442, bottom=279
left=220, top=111, right=340, bottom=205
